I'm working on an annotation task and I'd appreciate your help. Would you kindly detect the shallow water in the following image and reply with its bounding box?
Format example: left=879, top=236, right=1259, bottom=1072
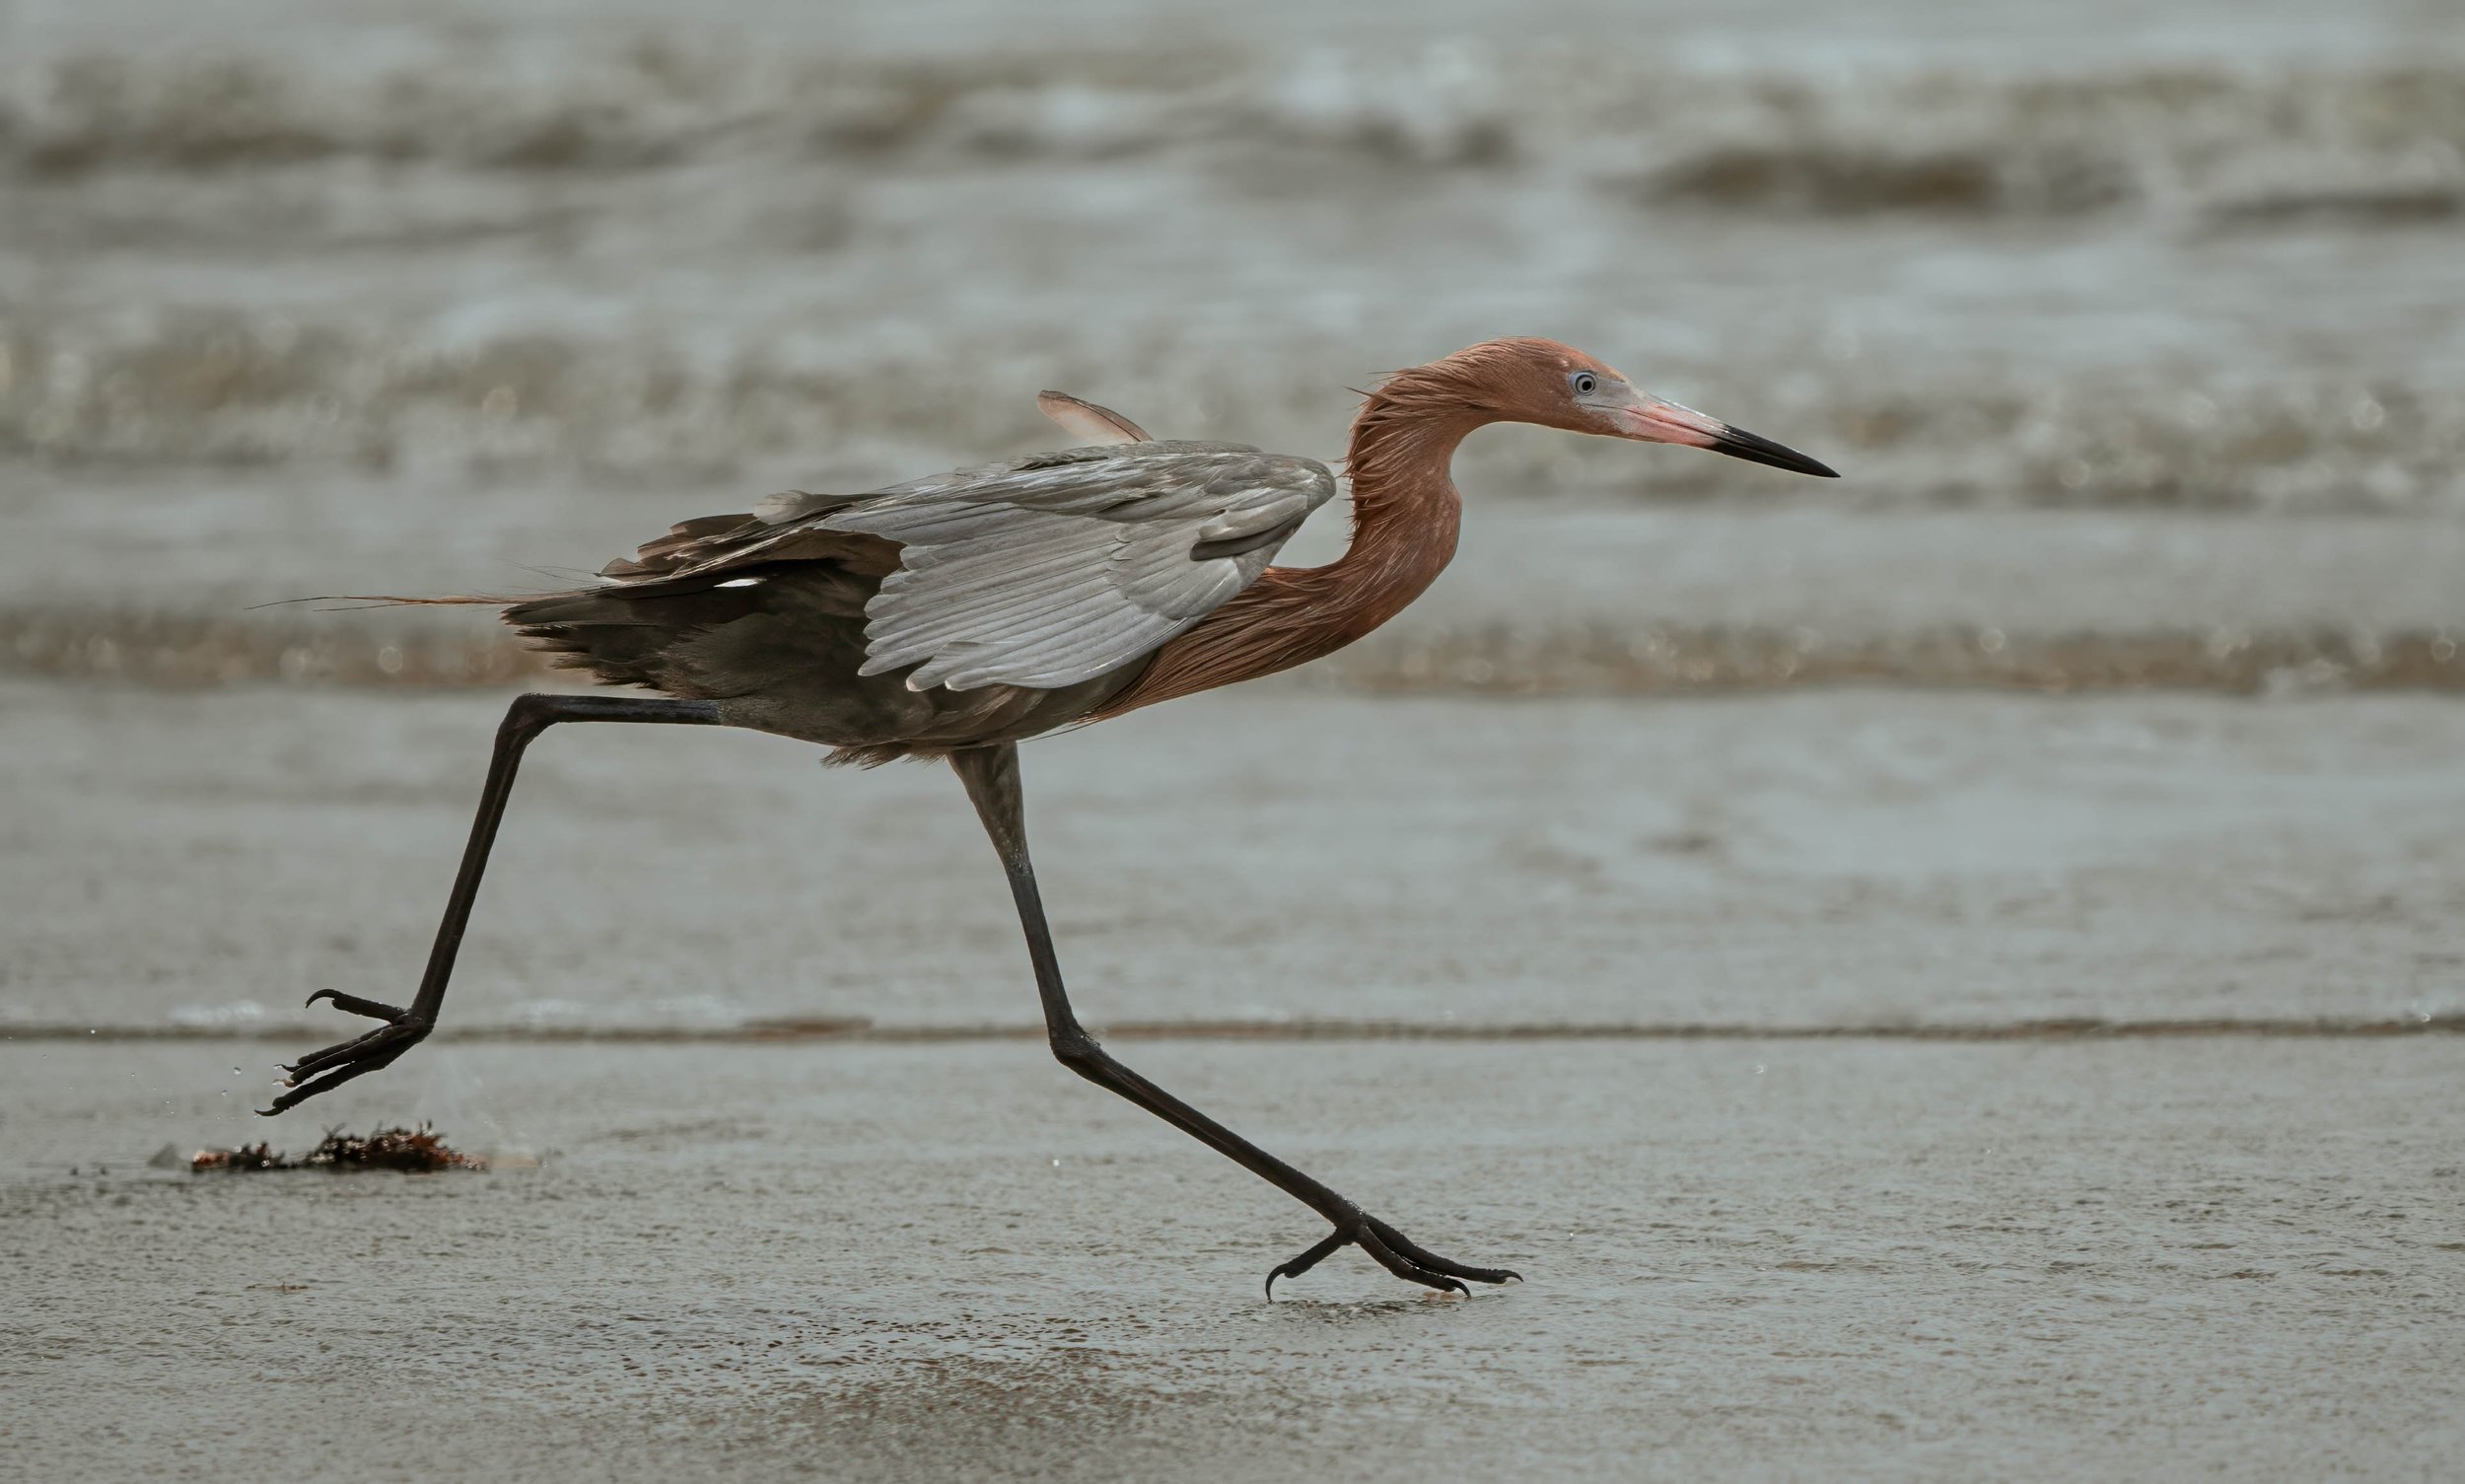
left=2, top=4, right=2462, bottom=695
left=2, top=1, right=2462, bottom=534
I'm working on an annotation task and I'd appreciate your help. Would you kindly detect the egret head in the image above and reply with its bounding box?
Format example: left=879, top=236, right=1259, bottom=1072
left=1426, top=337, right=1839, bottom=478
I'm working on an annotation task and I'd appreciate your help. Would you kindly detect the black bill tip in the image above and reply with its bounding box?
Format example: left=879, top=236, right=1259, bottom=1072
left=1710, top=424, right=1839, bottom=479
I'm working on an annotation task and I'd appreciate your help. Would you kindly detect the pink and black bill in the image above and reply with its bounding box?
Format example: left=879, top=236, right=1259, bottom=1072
left=1623, top=397, right=1839, bottom=478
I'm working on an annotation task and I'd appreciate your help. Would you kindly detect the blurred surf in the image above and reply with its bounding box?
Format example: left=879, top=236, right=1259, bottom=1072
left=1, top=8, right=2459, bottom=684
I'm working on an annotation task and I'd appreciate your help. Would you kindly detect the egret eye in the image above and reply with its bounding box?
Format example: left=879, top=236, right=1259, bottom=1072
left=1570, top=372, right=1598, bottom=397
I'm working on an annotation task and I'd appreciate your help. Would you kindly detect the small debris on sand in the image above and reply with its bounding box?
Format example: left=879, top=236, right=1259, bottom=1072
left=189, top=1124, right=484, bottom=1173
left=189, top=1142, right=290, bottom=1172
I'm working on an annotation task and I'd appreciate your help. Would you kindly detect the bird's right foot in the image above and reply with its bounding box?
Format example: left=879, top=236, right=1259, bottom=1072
left=259, top=990, right=432, bottom=1115
left=1265, top=1212, right=1521, bottom=1299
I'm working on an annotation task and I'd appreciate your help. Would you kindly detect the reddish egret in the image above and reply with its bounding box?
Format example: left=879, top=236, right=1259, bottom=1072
left=269, top=338, right=1835, bottom=1295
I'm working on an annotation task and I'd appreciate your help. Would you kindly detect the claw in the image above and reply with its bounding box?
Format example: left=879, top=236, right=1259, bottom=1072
left=1264, top=1217, right=1514, bottom=1299
left=305, top=988, right=409, bottom=1022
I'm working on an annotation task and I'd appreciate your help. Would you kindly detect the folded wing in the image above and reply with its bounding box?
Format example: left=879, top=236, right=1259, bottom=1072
left=825, top=442, right=1336, bottom=692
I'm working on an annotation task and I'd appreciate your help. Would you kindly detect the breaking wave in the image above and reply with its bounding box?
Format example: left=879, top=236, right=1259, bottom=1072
left=2, top=45, right=2461, bottom=220
left=0, top=312, right=2456, bottom=511
left=4, top=39, right=2462, bottom=513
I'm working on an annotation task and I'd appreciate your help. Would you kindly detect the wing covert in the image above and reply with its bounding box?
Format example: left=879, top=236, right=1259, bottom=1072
left=821, top=443, right=1336, bottom=692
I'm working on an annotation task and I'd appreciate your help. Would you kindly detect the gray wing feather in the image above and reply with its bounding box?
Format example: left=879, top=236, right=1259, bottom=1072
left=820, top=442, right=1336, bottom=692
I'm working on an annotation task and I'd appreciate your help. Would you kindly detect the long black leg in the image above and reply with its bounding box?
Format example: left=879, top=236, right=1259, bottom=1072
left=950, top=743, right=1518, bottom=1298
left=262, top=692, right=720, bottom=1114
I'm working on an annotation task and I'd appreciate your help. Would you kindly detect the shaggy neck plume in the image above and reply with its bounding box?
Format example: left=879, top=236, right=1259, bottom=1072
left=1295, top=368, right=1480, bottom=624
left=1096, top=360, right=1494, bottom=716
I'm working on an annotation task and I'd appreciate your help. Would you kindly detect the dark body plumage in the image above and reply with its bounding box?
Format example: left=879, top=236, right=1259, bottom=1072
left=506, top=536, right=1140, bottom=767
left=506, top=440, right=1335, bottom=764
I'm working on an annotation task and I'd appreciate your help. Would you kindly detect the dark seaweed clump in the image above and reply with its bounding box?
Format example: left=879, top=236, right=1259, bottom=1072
left=189, top=1124, right=481, bottom=1173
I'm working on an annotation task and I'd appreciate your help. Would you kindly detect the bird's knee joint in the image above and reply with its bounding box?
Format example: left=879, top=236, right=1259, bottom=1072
left=1049, top=1028, right=1105, bottom=1073
left=500, top=693, right=564, bottom=742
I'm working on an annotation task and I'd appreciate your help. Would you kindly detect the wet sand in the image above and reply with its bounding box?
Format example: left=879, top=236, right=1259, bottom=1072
left=6, top=680, right=2464, bottom=1035
left=6, top=1036, right=2462, bottom=1481
left=7, top=679, right=2463, bottom=1475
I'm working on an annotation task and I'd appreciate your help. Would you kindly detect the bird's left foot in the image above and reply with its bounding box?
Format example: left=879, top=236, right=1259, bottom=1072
left=257, top=990, right=433, bottom=1115
left=1265, top=1213, right=1521, bottom=1298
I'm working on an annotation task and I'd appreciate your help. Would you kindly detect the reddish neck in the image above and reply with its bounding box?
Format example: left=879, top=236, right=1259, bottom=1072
left=1279, top=389, right=1480, bottom=635
left=1095, top=383, right=1487, bottom=716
